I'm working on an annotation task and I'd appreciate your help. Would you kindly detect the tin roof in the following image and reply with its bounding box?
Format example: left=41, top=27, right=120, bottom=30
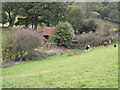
left=42, top=27, right=54, bottom=36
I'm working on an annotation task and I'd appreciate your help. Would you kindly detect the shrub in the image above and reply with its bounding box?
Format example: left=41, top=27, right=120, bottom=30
left=49, top=21, right=73, bottom=48
left=96, top=24, right=111, bottom=36
left=112, top=34, right=118, bottom=42
left=2, top=34, right=14, bottom=62
left=81, top=20, right=98, bottom=33
left=76, top=31, right=118, bottom=49
left=2, top=29, right=42, bottom=61
left=24, top=51, right=50, bottom=61
left=76, top=32, right=101, bottom=48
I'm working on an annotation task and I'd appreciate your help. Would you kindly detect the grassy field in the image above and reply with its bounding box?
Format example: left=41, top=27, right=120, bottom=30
left=2, top=44, right=118, bottom=88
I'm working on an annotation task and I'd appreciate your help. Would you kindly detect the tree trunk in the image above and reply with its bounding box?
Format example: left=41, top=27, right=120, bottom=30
left=47, top=22, right=50, bottom=27
left=34, top=16, right=38, bottom=30
left=8, top=14, right=16, bottom=27
left=25, top=19, right=29, bottom=28
left=32, top=22, right=34, bottom=28
left=2, top=24, right=4, bottom=27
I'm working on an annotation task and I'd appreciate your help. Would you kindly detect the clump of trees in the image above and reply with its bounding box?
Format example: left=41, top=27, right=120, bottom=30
left=67, top=6, right=84, bottom=34
left=81, top=19, right=98, bottom=34
left=2, top=2, right=68, bottom=29
left=2, top=2, right=118, bottom=31
left=99, top=2, right=119, bottom=22
left=66, top=6, right=98, bottom=34
left=2, top=2, right=21, bottom=27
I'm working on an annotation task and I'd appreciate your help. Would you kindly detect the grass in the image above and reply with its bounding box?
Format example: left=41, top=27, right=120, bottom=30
left=2, top=44, right=118, bottom=88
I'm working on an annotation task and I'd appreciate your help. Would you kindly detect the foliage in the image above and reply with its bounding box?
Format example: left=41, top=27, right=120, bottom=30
left=96, top=24, right=111, bottom=36
left=2, top=29, right=42, bottom=61
left=76, top=32, right=101, bottom=48
left=15, top=17, right=31, bottom=28
left=2, top=2, right=21, bottom=27
left=1, top=12, right=8, bottom=26
left=24, top=51, right=55, bottom=61
left=99, top=2, right=119, bottom=22
left=109, top=10, right=118, bottom=22
left=76, top=30, right=118, bottom=48
left=73, top=2, right=119, bottom=22
left=2, top=34, right=14, bottom=62
left=2, top=2, right=119, bottom=28
left=67, top=6, right=84, bottom=34
left=50, top=21, right=73, bottom=47
left=81, top=20, right=98, bottom=33
left=15, top=2, right=68, bottom=29
left=99, top=6, right=110, bottom=19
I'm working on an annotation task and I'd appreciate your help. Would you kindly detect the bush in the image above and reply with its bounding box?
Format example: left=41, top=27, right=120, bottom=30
left=49, top=21, right=73, bottom=48
left=2, top=34, right=14, bottom=62
left=76, top=31, right=118, bottom=49
left=96, top=24, right=111, bottom=36
left=81, top=20, right=98, bottom=34
left=76, top=32, right=100, bottom=48
left=2, top=29, right=42, bottom=61
left=24, top=51, right=50, bottom=61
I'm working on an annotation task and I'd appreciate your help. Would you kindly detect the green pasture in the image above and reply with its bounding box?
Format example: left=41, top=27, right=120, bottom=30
left=2, top=44, right=118, bottom=88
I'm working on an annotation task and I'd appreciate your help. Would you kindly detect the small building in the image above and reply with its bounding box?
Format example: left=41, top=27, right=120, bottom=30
left=42, top=27, right=55, bottom=39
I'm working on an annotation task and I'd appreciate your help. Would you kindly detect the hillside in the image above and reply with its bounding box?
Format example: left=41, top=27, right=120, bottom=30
left=2, top=44, right=118, bottom=88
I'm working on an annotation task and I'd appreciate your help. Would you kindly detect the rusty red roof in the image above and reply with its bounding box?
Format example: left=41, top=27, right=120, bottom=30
left=42, top=27, right=54, bottom=36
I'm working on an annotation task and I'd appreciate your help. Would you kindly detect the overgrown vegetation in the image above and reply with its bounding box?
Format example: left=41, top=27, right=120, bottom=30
left=76, top=31, right=118, bottom=48
left=2, top=29, right=42, bottom=62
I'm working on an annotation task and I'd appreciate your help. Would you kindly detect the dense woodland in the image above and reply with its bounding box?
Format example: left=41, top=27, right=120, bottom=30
left=1, top=2, right=119, bottom=29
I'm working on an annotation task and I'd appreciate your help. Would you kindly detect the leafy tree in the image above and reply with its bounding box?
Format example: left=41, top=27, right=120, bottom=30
left=15, top=2, right=34, bottom=28
left=109, top=10, right=118, bottom=22
left=15, top=2, right=68, bottom=30
left=42, top=2, right=68, bottom=26
left=67, top=6, right=84, bottom=34
left=15, top=2, right=43, bottom=29
left=82, top=20, right=98, bottom=33
left=1, top=12, right=8, bottom=27
left=101, top=2, right=109, bottom=7
left=99, top=2, right=118, bottom=22
left=50, top=21, right=73, bottom=47
left=2, top=2, right=21, bottom=27
left=100, top=6, right=110, bottom=19
left=15, top=17, right=31, bottom=28
left=73, top=2, right=101, bottom=17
